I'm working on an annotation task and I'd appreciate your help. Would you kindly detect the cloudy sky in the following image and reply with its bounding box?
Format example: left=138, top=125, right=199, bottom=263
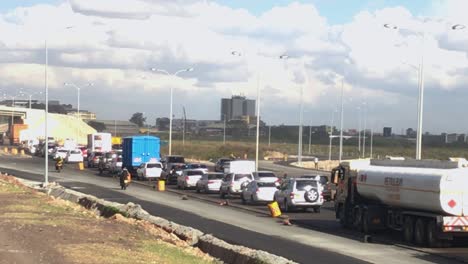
left=1, top=0, right=468, bottom=134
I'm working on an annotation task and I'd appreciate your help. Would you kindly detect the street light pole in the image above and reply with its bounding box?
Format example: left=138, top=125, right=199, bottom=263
left=44, top=39, right=49, bottom=186
left=268, top=125, right=271, bottom=147
left=357, top=106, right=361, bottom=157
left=223, top=114, right=226, bottom=145
left=328, top=109, right=336, bottom=161
left=151, top=68, right=193, bottom=156
left=362, top=102, right=367, bottom=158
left=308, top=123, right=312, bottom=155
left=255, top=72, right=261, bottom=172
left=339, top=79, right=344, bottom=162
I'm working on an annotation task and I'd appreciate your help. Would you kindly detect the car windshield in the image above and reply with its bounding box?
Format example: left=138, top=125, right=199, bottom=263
left=208, top=174, right=224, bottom=180
left=58, top=150, right=68, bottom=153
left=257, top=182, right=276, bottom=188
left=295, top=180, right=317, bottom=191
left=71, top=150, right=81, bottom=154
left=220, top=159, right=231, bottom=164
left=105, top=153, right=114, bottom=158
left=187, top=170, right=203, bottom=176
left=94, top=152, right=103, bottom=157
left=168, top=157, right=185, bottom=163
left=234, top=174, right=252, bottom=181
left=256, top=172, right=276, bottom=178
left=147, top=163, right=162, bottom=168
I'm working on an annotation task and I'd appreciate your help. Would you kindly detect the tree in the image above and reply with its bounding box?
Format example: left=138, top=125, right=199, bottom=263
left=129, top=112, right=146, bottom=127
left=87, top=121, right=107, bottom=132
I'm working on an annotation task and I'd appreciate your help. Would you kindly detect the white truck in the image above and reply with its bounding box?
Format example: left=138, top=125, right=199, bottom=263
left=332, top=159, right=468, bottom=247
left=87, top=133, right=112, bottom=152
left=223, top=160, right=256, bottom=174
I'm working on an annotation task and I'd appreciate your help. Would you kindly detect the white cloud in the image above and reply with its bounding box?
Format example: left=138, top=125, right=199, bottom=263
left=0, top=1, right=468, bottom=133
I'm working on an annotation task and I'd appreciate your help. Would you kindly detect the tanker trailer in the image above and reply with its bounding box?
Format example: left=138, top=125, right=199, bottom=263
left=331, top=159, right=468, bottom=247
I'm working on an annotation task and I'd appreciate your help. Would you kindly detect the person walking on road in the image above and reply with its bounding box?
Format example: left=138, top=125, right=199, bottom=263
left=120, top=168, right=131, bottom=190
left=314, top=157, right=319, bottom=170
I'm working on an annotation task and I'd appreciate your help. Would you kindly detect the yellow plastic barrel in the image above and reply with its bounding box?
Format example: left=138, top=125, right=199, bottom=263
left=157, top=180, right=165, bottom=191
left=3, top=147, right=8, bottom=153
left=11, top=148, right=18, bottom=155
left=78, top=162, right=84, bottom=171
left=268, top=201, right=282, bottom=218
left=20, top=149, right=25, bottom=155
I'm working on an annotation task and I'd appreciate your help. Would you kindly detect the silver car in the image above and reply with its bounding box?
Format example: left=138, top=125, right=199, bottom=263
left=274, top=178, right=323, bottom=213
left=196, top=172, right=224, bottom=193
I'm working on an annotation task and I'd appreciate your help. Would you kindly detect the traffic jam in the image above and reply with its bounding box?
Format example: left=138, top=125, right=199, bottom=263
left=36, top=132, right=468, bottom=248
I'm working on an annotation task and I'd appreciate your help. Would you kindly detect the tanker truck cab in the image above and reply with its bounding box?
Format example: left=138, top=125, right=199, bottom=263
left=331, top=159, right=468, bottom=247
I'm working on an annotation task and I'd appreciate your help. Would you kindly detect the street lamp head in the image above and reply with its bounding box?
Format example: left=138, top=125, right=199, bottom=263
left=150, top=68, right=157, bottom=72
left=384, top=23, right=398, bottom=30
left=279, top=54, right=289, bottom=60
left=452, top=24, right=466, bottom=30
left=64, top=82, right=70, bottom=86
left=186, top=67, right=194, bottom=72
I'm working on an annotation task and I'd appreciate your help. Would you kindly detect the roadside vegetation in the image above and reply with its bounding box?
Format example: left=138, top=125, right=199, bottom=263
left=0, top=175, right=217, bottom=264
left=159, top=138, right=468, bottom=161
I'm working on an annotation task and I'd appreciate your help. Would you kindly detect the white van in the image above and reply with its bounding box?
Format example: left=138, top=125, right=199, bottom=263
left=223, top=160, right=255, bottom=174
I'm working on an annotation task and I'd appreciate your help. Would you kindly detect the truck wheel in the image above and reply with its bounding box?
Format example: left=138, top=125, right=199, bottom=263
left=241, top=194, right=247, bottom=204
left=220, top=191, right=226, bottom=199
left=427, top=220, right=443, bottom=248
left=403, top=216, right=415, bottom=243
left=414, top=218, right=427, bottom=246
left=196, top=186, right=200, bottom=193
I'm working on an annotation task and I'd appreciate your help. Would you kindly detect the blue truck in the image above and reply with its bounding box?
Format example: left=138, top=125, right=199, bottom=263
left=122, top=136, right=161, bottom=175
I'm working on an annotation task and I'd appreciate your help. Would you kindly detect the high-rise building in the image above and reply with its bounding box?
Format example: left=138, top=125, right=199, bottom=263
left=383, top=127, right=392, bottom=137
left=220, top=96, right=256, bottom=121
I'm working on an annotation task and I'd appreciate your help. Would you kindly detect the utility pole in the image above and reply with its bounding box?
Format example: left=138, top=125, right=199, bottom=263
left=182, top=106, right=187, bottom=146
left=339, top=79, right=344, bottom=163
left=268, top=125, right=271, bottom=147
left=308, top=124, right=312, bottom=154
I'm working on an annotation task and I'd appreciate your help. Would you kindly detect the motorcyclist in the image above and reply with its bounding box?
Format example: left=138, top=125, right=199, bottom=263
left=55, top=156, right=64, bottom=172
left=119, top=168, right=131, bottom=190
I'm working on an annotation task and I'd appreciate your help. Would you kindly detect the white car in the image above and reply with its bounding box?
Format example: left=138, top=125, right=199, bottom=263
left=177, top=169, right=204, bottom=190
left=136, top=162, right=163, bottom=181
left=253, top=171, right=280, bottom=185
left=274, top=178, right=324, bottom=213
left=195, top=172, right=224, bottom=193
left=53, top=148, right=69, bottom=160
left=65, top=149, right=83, bottom=163
left=241, top=181, right=277, bottom=204
left=219, top=172, right=254, bottom=198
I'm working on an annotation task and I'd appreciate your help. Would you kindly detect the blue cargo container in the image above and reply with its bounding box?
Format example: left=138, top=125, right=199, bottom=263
left=122, top=136, right=160, bottom=171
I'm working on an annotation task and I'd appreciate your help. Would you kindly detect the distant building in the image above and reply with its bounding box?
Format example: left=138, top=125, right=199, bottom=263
left=67, top=111, right=96, bottom=121
left=383, top=127, right=392, bottom=137
left=220, top=95, right=256, bottom=122
left=445, top=133, right=459, bottom=144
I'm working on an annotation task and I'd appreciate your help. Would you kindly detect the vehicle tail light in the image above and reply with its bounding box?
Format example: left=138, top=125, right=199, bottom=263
left=256, top=188, right=259, bottom=194
left=230, top=183, right=234, bottom=187
left=208, top=180, right=214, bottom=184
left=185, top=176, right=189, bottom=181
left=289, top=192, right=294, bottom=199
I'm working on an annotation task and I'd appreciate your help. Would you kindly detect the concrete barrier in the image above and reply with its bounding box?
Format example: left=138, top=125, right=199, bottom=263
left=36, top=184, right=296, bottom=264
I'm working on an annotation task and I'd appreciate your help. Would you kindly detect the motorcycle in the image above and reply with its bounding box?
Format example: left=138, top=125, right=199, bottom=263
left=55, top=163, right=63, bottom=173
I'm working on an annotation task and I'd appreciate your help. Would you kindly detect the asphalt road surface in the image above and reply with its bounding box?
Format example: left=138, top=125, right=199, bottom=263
left=1, top=154, right=467, bottom=264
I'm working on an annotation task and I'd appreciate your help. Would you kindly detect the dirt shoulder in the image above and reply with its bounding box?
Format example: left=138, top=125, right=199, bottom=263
left=0, top=175, right=217, bottom=264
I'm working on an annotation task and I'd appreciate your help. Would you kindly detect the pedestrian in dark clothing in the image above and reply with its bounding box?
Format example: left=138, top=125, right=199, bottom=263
left=120, top=168, right=130, bottom=190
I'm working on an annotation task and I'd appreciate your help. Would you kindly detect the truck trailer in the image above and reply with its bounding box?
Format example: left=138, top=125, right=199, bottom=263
left=87, top=133, right=112, bottom=152
left=332, top=159, right=468, bottom=247
left=122, top=136, right=160, bottom=175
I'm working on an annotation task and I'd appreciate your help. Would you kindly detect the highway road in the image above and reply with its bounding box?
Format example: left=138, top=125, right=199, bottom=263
left=1, top=154, right=467, bottom=264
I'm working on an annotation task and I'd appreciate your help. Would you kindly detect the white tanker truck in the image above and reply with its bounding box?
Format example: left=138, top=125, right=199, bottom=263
left=331, top=159, right=468, bottom=247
